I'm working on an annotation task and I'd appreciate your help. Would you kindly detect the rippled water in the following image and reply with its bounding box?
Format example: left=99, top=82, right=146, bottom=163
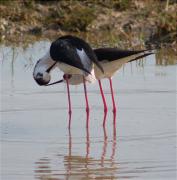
left=0, top=42, right=176, bottom=180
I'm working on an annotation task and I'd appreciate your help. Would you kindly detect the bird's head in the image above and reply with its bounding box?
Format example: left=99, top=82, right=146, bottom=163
left=34, top=71, right=51, bottom=86
left=33, top=55, right=57, bottom=86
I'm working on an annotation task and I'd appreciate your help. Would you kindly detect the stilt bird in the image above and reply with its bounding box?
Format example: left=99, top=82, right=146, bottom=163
left=33, top=35, right=154, bottom=128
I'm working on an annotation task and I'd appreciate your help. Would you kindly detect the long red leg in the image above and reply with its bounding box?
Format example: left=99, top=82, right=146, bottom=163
left=109, top=78, right=116, bottom=125
left=83, top=77, right=90, bottom=128
left=98, top=80, right=108, bottom=126
left=66, top=77, right=72, bottom=129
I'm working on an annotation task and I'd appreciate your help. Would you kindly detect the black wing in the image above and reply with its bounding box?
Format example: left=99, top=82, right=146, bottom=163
left=50, top=35, right=104, bottom=74
left=94, top=48, right=153, bottom=62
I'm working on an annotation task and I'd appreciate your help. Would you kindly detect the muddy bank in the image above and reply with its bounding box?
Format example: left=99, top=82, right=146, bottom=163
left=0, top=0, right=176, bottom=49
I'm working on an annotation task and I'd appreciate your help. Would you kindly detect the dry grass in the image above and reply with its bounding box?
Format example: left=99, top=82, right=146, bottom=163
left=0, top=0, right=176, bottom=49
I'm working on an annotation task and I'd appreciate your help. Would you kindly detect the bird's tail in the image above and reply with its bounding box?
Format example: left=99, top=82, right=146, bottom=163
left=106, top=49, right=155, bottom=70
left=127, top=50, right=155, bottom=63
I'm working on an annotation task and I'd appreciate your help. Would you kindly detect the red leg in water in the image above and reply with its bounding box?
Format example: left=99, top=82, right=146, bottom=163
left=86, top=128, right=90, bottom=159
left=98, top=80, right=108, bottom=126
left=101, top=126, right=108, bottom=166
left=83, top=77, right=90, bottom=128
left=65, top=76, right=72, bottom=129
left=109, top=78, right=116, bottom=125
left=111, top=124, right=116, bottom=165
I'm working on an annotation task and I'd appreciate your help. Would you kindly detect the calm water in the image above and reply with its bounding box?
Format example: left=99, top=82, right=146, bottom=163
left=0, top=42, right=176, bottom=180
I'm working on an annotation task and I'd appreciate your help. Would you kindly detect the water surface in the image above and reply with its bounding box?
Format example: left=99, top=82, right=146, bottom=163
left=0, top=42, right=176, bottom=180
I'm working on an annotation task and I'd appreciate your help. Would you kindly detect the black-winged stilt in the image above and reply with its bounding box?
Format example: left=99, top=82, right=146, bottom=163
left=45, top=48, right=153, bottom=126
left=33, top=35, right=104, bottom=128
left=33, top=35, right=154, bottom=128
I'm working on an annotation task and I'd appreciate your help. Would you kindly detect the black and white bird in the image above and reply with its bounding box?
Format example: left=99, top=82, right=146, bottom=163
left=33, top=35, right=104, bottom=128
left=33, top=35, right=154, bottom=128
left=33, top=35, right=104, bottom=85
left=64, top=48, right=153, bottom=125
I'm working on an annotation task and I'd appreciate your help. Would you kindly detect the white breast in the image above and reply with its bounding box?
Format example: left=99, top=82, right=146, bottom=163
left=67, top=68, right=96, bottom=85
left=57, top=62, right=82, bottom=75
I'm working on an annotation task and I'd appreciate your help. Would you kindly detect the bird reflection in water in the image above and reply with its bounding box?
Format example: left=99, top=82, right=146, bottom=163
left=34, top=122, right=117, bottom=179
left=34, top=157, right=52, bottom=179
left=65, top=126, right=117, bottom=180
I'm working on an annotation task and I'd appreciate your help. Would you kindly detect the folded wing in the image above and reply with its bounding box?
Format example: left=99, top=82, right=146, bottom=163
left=50, top=35, right=104, bottom=74
left=93, top=48, right=154, bottom=78
left=94, top=48, right=154, bottom=62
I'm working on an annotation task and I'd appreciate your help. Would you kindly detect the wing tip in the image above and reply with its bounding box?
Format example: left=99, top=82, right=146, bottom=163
left=141, top=49, right=156, bottom=54
left=128, top=52, right=154, bottom=63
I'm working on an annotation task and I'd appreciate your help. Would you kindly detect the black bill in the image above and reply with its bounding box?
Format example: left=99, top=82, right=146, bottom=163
left=45, top=79, right=64, bottom=86
left=46, top=62, right=57, bottom=73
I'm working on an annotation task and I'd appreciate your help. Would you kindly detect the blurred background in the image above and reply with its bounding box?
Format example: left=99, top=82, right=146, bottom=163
left=0, top=0, right=176, bottom=49
left=1, top=0, right=176, bottom=66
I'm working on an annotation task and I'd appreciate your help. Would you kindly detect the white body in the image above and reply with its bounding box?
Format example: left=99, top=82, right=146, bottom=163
left=67, top=51, right=150, bottom=85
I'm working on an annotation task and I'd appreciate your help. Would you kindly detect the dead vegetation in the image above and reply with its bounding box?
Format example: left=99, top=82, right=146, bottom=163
left=0, top=0, right=176, bottom=49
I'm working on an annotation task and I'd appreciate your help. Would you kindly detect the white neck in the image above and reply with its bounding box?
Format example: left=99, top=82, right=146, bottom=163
left=33, top=51, right=55, bottom=76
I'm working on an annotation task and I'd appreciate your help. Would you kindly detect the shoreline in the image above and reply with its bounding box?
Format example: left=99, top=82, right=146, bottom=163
left=0, top=1, right=176, bottom=49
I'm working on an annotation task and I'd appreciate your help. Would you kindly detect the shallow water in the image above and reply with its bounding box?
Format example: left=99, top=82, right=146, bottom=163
left=0, top=42, right=176, bottom=180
